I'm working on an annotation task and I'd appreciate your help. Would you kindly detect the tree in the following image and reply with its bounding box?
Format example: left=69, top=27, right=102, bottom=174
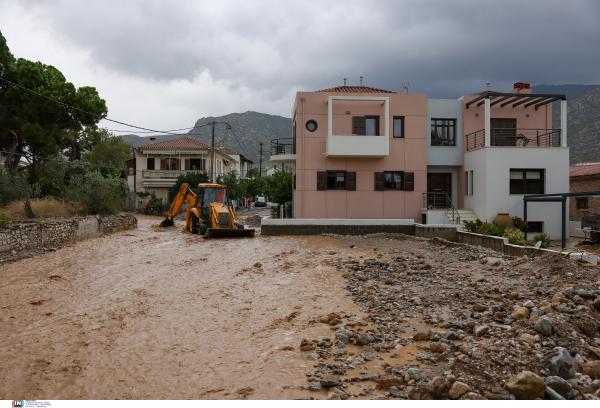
left=169, top=171, right=209, bottom=202
left=66, top=170, right=128, bottom=215
left=271, top=170, right=292, bottom=204
left=217, top=170, right=244, bottom=200
left=87, top=130, right=133, bottom=169
left=0, top=30, right=107, bottom=179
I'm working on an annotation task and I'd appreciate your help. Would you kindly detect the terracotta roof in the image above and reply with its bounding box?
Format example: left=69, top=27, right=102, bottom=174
left=219, top=147, right=238, bottom=155
left=137, top=136, right=210, bottom=149
left=317, top=86, right=396, bottom=94
left=570, top=164, right=600, bottom=178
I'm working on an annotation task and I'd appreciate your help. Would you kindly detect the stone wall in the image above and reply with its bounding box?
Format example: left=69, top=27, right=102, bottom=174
left=260, top=218, right=415, bottom=236
left=570, top=174, right=600, bottom=221
left=0, top=214, right=137, bottom=253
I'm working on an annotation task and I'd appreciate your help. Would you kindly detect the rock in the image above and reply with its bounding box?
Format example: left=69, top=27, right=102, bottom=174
left=461, top=392, right=487, bottom=400
left=304, top=353, right=319, bottom=361
left=430, top=343, right=447, bottom=353
left=329, top=318, right=342, bottom=326
left=327, top=392, right=341, bottom=400
left=388, top=386, right=402, bottom=398
left=578, top=317, right=598, bottom=337
left=308, top=384, right=323, bottom=392
left=336, top=334, right=350, bottom=345
left=544, top=347, right=575, bottom=379
left=356, top=333, right=374, bottom=346
left=523, top=300, right=535, bottom=308
left=329, top=387, right=348, bottom=400
left=445, top=332, right=459, bottom=341
left=582, top=361, right=600, bottom=380
left=521, top=333, right=536, bottom=345
left=429, top=376, right=447, bottom=397
left=545, top=376, right=572, bottom=398
left=320, top=374, right=342, bottom=388
left=552, top=292, right=565, bottom=304
left=534, top=316, right=553, bottom=336
left=413, top=331, right=428, bottom=341
left=511, top=307, right=531, bottom=320
left=379, top=376, right=404, bottom=389
left=449, top=381, right=472, bottom=399
left=320, top=316, right=330, bottom=324
left=480, top=258, right=488, bottom=264
left=407, top=368, right=421, bottom=381
left=541, top=306, right=553, bottom=314
left=473, top=303, right=487, bottom=312
left=494, top=312, right=504, bottom=319
left=474, top=324, right=489, bottom=337
left=538, top=300, right=550, bottom=307
left=505, top=371, right=546, bottom=400
left=594, top=297, right=600, bottom=310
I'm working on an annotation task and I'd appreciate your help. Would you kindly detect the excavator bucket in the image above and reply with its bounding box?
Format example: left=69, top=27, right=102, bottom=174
left=159, top=218, right=174, bottom=227
left=204, top=228, right=255, bottom=239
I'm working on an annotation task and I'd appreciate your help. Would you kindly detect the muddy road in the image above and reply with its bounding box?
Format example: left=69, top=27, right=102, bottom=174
left=0, top=214, right=369, bottom=399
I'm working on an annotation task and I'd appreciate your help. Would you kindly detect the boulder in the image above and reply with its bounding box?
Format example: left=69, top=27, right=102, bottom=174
left=511, top=307, right=531, bottom=320
left=461, top=392, right=487, bottom=400
left=449, top=381, right=471, bottom=399
left=534, top=316, right=553, bottom=336
left=473, top=303, right=487, bottom=312
left=545, top=376, right=572, bottom=398
left=543, top=347, right=575, bottom=379
left=594, top=297, right=600, bottom=311
left=430, top=343, right=447, bottom=353
left=379, top=376, right=404, bottom=389
left=523, top=300, right=535, bottom=308
left=320, top=374, right=342, bottom=388
left=407, top=368, right=421, bottom=381
left=552, top=292, right=565, bottom=304
left=474, top=324, right=489, bottom=337
left=505, top=371, right=546, bottom=400
left=429, top=376, right=447, bottom=397
left=582, top=361, right=600, bottom=380
left=577, top=317, right=598, bottom=337
left=356, top=333, right=374, bottom=346
left=413, top=331, right=428, bottom=341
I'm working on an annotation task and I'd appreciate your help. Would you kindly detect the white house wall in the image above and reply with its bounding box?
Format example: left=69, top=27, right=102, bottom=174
left=464, top=147, right=569, bottom=239
left=427, top=99, right=463, bottom=166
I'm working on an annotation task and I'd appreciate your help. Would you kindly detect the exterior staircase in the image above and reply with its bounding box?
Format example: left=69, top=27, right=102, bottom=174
left=446, top=208, right=479, bottom=229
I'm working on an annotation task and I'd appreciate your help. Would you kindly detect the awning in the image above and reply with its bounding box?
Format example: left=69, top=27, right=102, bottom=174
left=466, top=92, right=566, bottom=110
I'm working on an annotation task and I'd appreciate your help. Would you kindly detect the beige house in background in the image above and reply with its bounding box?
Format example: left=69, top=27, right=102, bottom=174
left=127, top=136, right=238, bottom=201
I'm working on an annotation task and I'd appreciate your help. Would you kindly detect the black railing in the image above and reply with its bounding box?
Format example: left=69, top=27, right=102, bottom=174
left=422, top=192, right=460, bottom=225
left=465, top=128, right=561, bottom=151
left=271, top=138, right=296, bottom=156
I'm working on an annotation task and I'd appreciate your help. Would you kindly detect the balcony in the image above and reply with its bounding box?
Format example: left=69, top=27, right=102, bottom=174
left=326, top=134, right=389, bottom=157
left=270, top=138, right=296, bottom=163
left=465, top=128, right=561, bottom=152
left=142, top=169, right=206, bottom=178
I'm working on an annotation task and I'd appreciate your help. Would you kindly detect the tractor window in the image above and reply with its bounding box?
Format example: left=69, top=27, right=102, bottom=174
left=205, top=188, right=228, bottom=204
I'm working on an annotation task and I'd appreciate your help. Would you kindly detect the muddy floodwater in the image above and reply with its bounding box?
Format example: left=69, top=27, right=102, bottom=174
left=0, top=215, right=369, bottom=399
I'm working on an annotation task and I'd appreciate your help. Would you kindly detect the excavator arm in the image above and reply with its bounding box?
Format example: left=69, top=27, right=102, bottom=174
left=159, top=183, right=197, bottom=227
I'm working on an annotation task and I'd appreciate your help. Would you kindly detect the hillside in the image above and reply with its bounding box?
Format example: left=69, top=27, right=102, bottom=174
left=121, top=111, right=292, bottom=168
left=550, top=86, right=600, bottom=164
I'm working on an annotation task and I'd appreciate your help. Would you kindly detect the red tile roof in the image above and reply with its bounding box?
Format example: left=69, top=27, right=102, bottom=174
left=570, top=164, right=600, bottom=177
left=137, top=136, right=210, bottom=149
left=317, top=86, right=396, bottom=94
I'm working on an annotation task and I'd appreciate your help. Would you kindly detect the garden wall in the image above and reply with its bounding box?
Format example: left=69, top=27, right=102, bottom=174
left=0, top=214, right=137, bottom=253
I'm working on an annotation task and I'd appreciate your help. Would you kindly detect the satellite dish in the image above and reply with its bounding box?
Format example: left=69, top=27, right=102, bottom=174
left=534, top=241, right=542, bottom=249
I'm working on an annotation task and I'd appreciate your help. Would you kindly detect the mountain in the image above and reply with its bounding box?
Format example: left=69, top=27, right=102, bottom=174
left=533, top=84, right=600, bottom=112
left=549, top=86, right=600, bottom=164
left=121, top=111, right=292, bottom=168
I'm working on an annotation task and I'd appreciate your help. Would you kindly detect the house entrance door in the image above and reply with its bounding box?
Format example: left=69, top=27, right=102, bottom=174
left=491, top=118, right=516, bottom=146
left=427, top=173, right=451, bottom=208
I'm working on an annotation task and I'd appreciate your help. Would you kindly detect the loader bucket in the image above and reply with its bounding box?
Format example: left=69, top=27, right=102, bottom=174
left=204, top=228, right=255, bottom=239
left=159, top=218, right=174, bottom=227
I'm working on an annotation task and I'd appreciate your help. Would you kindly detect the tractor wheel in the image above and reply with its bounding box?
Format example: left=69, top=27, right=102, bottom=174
left=199, top=223, right=208, bottom=236
left=190, top=213, right=200, bottom=234
left=237, top=223, right=244, bottom=229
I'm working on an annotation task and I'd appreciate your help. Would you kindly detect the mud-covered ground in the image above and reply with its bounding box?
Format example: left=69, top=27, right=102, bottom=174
left=1, top=215, right=600, bottom=400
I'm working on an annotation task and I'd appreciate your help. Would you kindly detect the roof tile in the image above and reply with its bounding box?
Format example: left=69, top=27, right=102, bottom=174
left=317, top=86, right=396, bottom=94
left=137, top=136, right=210, bottom=149
left=570, top=164, right=600, bottom=177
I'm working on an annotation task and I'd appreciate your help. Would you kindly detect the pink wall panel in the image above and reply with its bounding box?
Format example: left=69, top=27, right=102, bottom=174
left=347, top=158, right=384, bottom=171
left=326, top=157, right=347, bottom=170
left=327, top=191, right=347, bottom=218
left=383, top=140, right=406, bottom=170
left=303, top=190, right=327, bottom=218
left=347, top=191, right=384, bottom=219
left=413, top=170, right=427, bottom=193
left=303, top=169, right=318, bottom=191
left=404, top=139, right=428, bottom=171
left=356, top=170, right=375, bottom=191
left=303, top=138, right=327, bottom=170
left=404, top=192, right=424, bottom=221
left=383, top=191, right=405, bottom=219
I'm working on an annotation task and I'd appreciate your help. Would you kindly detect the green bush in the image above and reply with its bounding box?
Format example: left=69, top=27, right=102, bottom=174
left=67, top=171, right=128, bottom=215
left=503, top=226, right=526, bottom=246
left=533, top=232, right=552, bottom=248
left=463, top=219, right=483, bottom=232
left=511, top=216, right=528, bottom=232
left=136, top=190, right=163, bottom=214
left=0, top=166, right=40, bottom=205
left=0, top=212, right=13, bottom=225
left=285, top=201, right=293, bottom=218
left=169, top=171, right=209, bottom=202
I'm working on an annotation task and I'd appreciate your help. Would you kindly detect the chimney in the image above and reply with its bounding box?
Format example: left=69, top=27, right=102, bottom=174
left=486, top=82, right=490, bottom=92
left=344, top=78, right=347, bottom=86
left=149, top=137, right=156, bottom=145
left=360, top=76, right=363, bottom=87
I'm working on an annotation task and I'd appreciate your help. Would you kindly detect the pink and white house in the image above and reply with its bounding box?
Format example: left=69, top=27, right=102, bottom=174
left=271, top=79, right=569, bottom=239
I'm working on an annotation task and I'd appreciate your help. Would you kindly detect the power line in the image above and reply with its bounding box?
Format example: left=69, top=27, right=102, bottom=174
left=106, top=124, right=210, bottom=134
left=0, top=149, right=137, bottom=173
left=0, top=76, right=211, bottom=136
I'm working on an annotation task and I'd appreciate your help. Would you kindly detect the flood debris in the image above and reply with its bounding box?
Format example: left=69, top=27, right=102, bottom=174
left=300, top=234, right=600, bottom=400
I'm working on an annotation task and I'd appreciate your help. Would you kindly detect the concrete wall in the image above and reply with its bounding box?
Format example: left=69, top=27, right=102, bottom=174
left=261, top=218, right=415, bottom=236
left=427, top=99, right=464, bottom=166
left=0, top=215, right=137, bottom=253
left=464, top=147, right=569, bottom=239
left=422, top=209, right=449, bottom=224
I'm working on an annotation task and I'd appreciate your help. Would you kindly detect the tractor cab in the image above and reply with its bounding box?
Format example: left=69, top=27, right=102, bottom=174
left=196, top=183, right=233, bottom=218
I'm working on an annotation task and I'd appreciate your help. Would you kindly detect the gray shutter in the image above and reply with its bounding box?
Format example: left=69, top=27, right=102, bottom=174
left=317, top=171, right=327, bottom=190
left=374, top=172, right=384, bottom=191
left=346, top=172, right=356, bottom=191
left=404, top=172, right=414, bottom=191
left=353, top=117, right=366, bottom=136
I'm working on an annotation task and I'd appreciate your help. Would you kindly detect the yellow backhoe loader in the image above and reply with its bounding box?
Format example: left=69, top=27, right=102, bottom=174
left=159, top=183, right=255, bottom=238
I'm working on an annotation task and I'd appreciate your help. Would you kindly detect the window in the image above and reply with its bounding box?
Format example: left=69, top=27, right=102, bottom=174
left=469, top=170, right=474, bottom=195
left=166, top=158, right=178, bottom=170
left=317, top=171, right=356, bottom=191
left=189, top=158, right=205, bottom=170
left=527, top=222, right=543, bottom=233
left=147, top=157, right=155, bottom=170
left=393, top=117, right=404, bottom=138
left=375, top=172, right=414, bottom=191
left=431, top=119, right=456, bottom=146
left=577, top=197, right=589, bottom=209
left=353, top=116, right=379, bottom=136
left=510, top=169, right=544, bottom=194
left=306, top=120, right=317, bottom=132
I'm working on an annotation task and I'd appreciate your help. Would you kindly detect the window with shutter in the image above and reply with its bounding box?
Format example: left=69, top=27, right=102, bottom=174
left=346, top=172, right=356, bottom=191
left=353, top=117, right=366, bottom=136
left=160, top=158, right=167, bottom=170
left=317, top=171, right=327, bottom=190
left=147, top=158, right=155, bottom=170
left=374, top=172, right=384, bottom=191
left=404, top=172, right=414, bottom=191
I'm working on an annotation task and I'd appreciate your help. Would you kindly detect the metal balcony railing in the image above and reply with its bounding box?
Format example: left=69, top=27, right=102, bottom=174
left=271, top=138, right=296, bottom=156
left=465, top=128, right=561, bottom=151
left=142, top=169, right=206, bottom=178
left=422, top=192, right=460, bottom=225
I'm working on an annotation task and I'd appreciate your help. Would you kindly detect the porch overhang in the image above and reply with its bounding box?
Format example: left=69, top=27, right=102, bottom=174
left=466, top=92, right=566, bottom=110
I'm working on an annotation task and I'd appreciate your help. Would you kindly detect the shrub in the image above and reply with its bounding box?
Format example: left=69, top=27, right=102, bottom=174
left=67, top=171, right=129, bottom=215
left=511, top=216, right=528, bottom=232
left=3, top=197, right=79, bottom=218
left=463, top=219, right=483, bottom=232
left=136, top=190, right=163, bottom=214
left=503, top=226, right=526, bottom=246
left=285, top=201, right=293, bottom=218
left=169, top=172, right=209, bottom=202
left=0, top=166, right=40, bottom=205
left=0, top=212, right=12, bottom=225
left=533, top=232, right=552, bottom=248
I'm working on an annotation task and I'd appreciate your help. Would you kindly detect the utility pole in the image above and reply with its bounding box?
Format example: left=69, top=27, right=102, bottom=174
left=210, top=121, right=216, bottom=183
left=259, top=142, right=263, bottom=177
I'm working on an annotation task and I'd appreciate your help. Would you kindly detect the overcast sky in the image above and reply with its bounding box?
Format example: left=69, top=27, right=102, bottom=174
left=1, top=0, right=599, bottom=134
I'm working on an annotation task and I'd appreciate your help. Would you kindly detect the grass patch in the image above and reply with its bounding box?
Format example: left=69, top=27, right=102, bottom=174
left=1, top=197, right=80, bottom=219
